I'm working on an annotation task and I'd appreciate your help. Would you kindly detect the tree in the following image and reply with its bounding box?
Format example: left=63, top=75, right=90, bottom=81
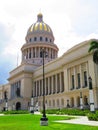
left=88, top=40, right=98, bottom=64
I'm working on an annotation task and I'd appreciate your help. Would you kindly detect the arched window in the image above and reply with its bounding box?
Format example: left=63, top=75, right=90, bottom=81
left=40, top=37, right=42, bottom=41
left=84, top=96, right=88, bottom=105
left=29, top=38, right=32, bottom=42
left=84, top=71, right=87, bottom=87
left=4, top=91, right=7, bottom=100
left=71, top=97, right=74, bottom=107
left=45, top=37, right=48, bottom=42
left=16, top=102, right=21, bottom=110
left=16, top=87, right=20, bottom=97
left=34, top=37, right=37, bottom=41
left=29, top=49, right=31, bottom=58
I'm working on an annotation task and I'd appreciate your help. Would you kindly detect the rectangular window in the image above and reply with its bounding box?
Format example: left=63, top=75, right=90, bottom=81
left=29, top=50, right=31, bottom=58
left=72, top=75, right=74, bottom=89
left=61, top=72, right=64, bottom=92
left=77, top=73, right=81, bottom=88
left=84, top=71, right=87, bottom=87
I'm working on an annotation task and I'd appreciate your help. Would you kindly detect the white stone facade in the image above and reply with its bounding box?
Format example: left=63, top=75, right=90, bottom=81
left=0, top=13, right=98, bottom=111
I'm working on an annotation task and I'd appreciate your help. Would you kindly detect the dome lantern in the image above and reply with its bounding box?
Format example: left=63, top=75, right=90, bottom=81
left=37, top=13, right=43, bottom=22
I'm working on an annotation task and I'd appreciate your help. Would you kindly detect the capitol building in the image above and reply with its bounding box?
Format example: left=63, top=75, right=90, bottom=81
left=0, top=13, right=98, bottom=111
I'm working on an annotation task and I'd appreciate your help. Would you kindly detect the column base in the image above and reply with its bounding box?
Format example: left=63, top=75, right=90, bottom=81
left=40, top=117, right=48, bottom=126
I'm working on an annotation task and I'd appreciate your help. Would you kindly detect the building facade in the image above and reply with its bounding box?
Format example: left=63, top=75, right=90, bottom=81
left=0, top=13, right=98, bottom=111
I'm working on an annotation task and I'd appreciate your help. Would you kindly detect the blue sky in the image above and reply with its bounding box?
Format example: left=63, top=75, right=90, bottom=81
left=0, top=0, right=98, bottom=84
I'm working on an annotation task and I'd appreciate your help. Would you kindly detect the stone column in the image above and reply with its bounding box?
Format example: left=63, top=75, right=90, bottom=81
left=59, top=72, right=62, bottom=92
left=54, top=50, right=56, bottom=58
left=74, top=67, right=77, bottom=89
left=48, top=77, right=50, bottom=95
left=38, top=47, right=40, bottom=58
left=80, top=65, right=83, bottom=88
left=31, top=48, right=33, bottom=58
left=46, top=48, right=48, bottom=54
left=49, top=48, right=51, bottom=58
left=51, top=76, right=53, bottom=94
left=35, top=47, right=36, bottom=58
left=68, top=69, right=71, bottom=90
left=55, top=74, right=57, bottom=93
left=28, top=48, right=29, bottom=59
left=39, top=80, right=40, bottom=96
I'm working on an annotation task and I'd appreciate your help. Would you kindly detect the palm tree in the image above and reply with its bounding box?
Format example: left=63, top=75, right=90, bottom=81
left=88, top=40, right=98, bottom=64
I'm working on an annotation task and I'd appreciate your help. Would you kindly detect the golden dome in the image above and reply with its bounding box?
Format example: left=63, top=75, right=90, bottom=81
left=27, top=13, right=53, bottom=34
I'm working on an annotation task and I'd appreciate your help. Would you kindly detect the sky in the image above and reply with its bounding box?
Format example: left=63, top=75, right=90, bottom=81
left=0, top=0, right=98, bottom=84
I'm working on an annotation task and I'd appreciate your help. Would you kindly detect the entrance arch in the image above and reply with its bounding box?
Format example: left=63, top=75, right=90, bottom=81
left=70, top=97, right=74, bottom=107
left=16, top=102, right=21, bottom=110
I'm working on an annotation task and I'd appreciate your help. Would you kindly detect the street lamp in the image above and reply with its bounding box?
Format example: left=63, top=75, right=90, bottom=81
left=30, top=96, right=34, bottom=114
left=66, top=99, right=70, bottom=108
left=5, top=98, right=8, bottom=111
left=88, top=76, right=95, bottom=113
left=80, top=92, right=83, bottom=110
left=4, top=91, right=8, bottom=111
left=40, top=48, right=48, bottom=126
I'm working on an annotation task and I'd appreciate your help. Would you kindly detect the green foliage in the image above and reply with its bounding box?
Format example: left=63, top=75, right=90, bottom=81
left=87, top=111, right=98, bottom=121
left=46, top=108, right=89, bottom=116
left=3, top=110, right=29, bottom=115
left=88, top=40, right=98, bottom=53
left=88, top=40, right=98, bottom=64
left=46, top=108, right=98, bottom=121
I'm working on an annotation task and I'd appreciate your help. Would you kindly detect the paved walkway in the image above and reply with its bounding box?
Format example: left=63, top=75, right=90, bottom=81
left=0, top=114, right=4, bottom=116
left=34, top=112, right=98, bottom=126
left=55, top=116, right=98, bottom=126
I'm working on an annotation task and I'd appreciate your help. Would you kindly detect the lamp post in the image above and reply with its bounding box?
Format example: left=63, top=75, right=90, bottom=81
left=4, top=91, right=8, bottom=111
left=5, top=98, right=8, bottom=111
left=80, top=92, right=83, bottom=110
left=66, top=99, right=70, bottom=108
left=40, top=48, right=48, bottom=126
left=30, top=96, right=34, bottom=114
left=88, top=76, right=95, bottom=113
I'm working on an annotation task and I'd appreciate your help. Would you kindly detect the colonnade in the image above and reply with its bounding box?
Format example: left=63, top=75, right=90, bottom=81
left=68, top=62, right=89, bottom=90
left=11, top=81, right=21, bottom=98
left=22, top=47, right=57, bottom=61
left=33, top=72, right=64, bottom=97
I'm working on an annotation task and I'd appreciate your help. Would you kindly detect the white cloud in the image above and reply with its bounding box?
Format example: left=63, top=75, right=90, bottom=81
left=0, top=0, right=98, bottom=83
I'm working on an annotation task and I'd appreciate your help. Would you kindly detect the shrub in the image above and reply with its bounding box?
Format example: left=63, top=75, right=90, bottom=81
left=3, top=110, right=29, bottom=115
left=46, top=108, right=89, bottom=116
left=87, top=111, right=98, bottom=121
